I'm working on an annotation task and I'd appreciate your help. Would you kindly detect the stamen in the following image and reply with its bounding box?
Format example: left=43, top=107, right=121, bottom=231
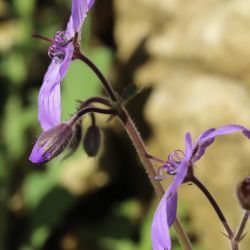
left=164, top=150, right=185, bottom=175
left=48, top=45, right=65, bottom=63
left=154, top=166, right=167, bottom=181
left=54, top=31, right=69, bottom=47
left=168, top=150, right=185, bottom=163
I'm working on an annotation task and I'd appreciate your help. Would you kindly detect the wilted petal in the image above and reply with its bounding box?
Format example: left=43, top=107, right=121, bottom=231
left=38, top=43, right=74, bottom=131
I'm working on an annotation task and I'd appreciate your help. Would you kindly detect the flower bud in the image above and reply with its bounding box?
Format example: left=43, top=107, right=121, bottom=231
left=29, top=123, right=74, bottom=164
left=237, top=176, right=250, bottom=210
left=83, top=124, right=101, bottom=157
left=63, top=121, right=82, bottom=159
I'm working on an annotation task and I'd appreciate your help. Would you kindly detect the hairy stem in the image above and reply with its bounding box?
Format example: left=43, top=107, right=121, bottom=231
left=119, top=108, right=192, bottom=249
left=77, top=96, right=112, bottom=109
left=77, top=53, right=192, bottom=250
left=191, top=176, right=234, bottom=238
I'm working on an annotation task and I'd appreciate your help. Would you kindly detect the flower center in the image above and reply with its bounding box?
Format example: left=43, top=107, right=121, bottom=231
left=154, top=150, right=185, bottom=181
left=163, top=150, right=185, bottom=175
left=48, top=31, right=71, bottom=63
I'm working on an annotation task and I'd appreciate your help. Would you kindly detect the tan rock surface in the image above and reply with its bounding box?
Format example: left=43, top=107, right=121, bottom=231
left=114, top=0, right=250, bottom=248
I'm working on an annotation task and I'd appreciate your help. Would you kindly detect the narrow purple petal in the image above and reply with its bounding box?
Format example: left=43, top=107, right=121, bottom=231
left=200, top=124, right=247, bottom=141
left=66, top=0, right=95, bottom=39
left=70, top=0, right=92, bottom=34
left=152, top=150, right=190, bottom=250
left=197, top=128, right=216, bottom=141
left=29, top=141, right=48, bottom=164
left=66, top=16, right=74, bottom=38
left=193, top=129, right=216, bottom=162
left=185, top=132, right=193, bottom=157
left=152, top=191, right=177, bottom=250
left=38, top=43, right=74, bottom=131
left=193, top=125, right=250, bottom=162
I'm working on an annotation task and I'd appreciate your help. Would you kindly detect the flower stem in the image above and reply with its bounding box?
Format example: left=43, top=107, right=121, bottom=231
left=77, top=96, right=112, bottom=109
left=231, top=210, right=250, bottom=250
left=191, top=176, right=234, bottom=238
left=77, top=53, right=192, bottom=250
left=77, top=53, right=118, bottom=102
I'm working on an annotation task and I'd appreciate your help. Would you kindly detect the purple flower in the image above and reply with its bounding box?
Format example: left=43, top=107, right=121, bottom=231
left=30, top=0, right=94, bottom=163
left=151, top=125, right=250, bottom=250
left=39, top=0, right=94, bottom=131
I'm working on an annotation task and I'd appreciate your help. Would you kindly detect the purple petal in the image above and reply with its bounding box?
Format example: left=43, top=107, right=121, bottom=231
left=38, top=43, right=74, bottom=131
left=197, top=128, right=216, bottom=141
left=66, top=16, right=74, bottom=38
left=152, top=142, right=191, bottom=250
left=192, top=129, right=216, bottom=162
left=185, top=132, right=193, bottom=157
left=243, top=130, right=250, bottom=139
left=29, top=141, right=49, bottom=164
left=193, top=125, right=250, bottom=162
left=66, top=0, right=95, bottom=39
left=67, top=0, right=94, bottom=35
left=200, top=125, right=247, bottom=141
left=152, top=192, right=177, bottom=250
left=87, top=0, right=95, bottom=9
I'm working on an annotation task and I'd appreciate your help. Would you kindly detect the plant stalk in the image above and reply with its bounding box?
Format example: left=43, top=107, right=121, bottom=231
left=77, top=52, right=192, bottom=250
left=191, top=176, right=234, bottom=239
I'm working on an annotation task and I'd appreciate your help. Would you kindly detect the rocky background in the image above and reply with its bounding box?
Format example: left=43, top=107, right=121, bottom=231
left=112, top=0, right=250, bottom=249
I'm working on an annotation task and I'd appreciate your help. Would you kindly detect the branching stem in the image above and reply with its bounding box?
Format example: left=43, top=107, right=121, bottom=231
left=231, top=210, right=250, bottom=250
left=77, top=52, right=193, bottom=250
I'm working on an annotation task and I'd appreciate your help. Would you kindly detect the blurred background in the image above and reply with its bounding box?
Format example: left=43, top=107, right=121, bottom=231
left=1, top=0, right=250, bottom=249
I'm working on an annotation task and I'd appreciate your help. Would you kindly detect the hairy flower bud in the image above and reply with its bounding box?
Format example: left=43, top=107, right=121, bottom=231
left=237, top=176, right=250, bottom=210
left=83, top=124, right=101, bottom=157
left=63, top=121, right=82, bottom=159
left=29, top=123, right=74, bottom=163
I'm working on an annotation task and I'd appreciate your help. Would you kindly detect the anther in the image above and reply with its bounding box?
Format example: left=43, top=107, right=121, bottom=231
left=48, top=45, right=65, bottom=63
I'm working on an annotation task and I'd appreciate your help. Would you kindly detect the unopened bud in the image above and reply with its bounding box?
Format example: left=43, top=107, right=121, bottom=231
left=63, top=121, right=82, bottom=159
left=237, top=176, right=250, bottom=210
left=29, top=123, right=74, bottom=163
left=83, top=124, right=101, bottom=157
